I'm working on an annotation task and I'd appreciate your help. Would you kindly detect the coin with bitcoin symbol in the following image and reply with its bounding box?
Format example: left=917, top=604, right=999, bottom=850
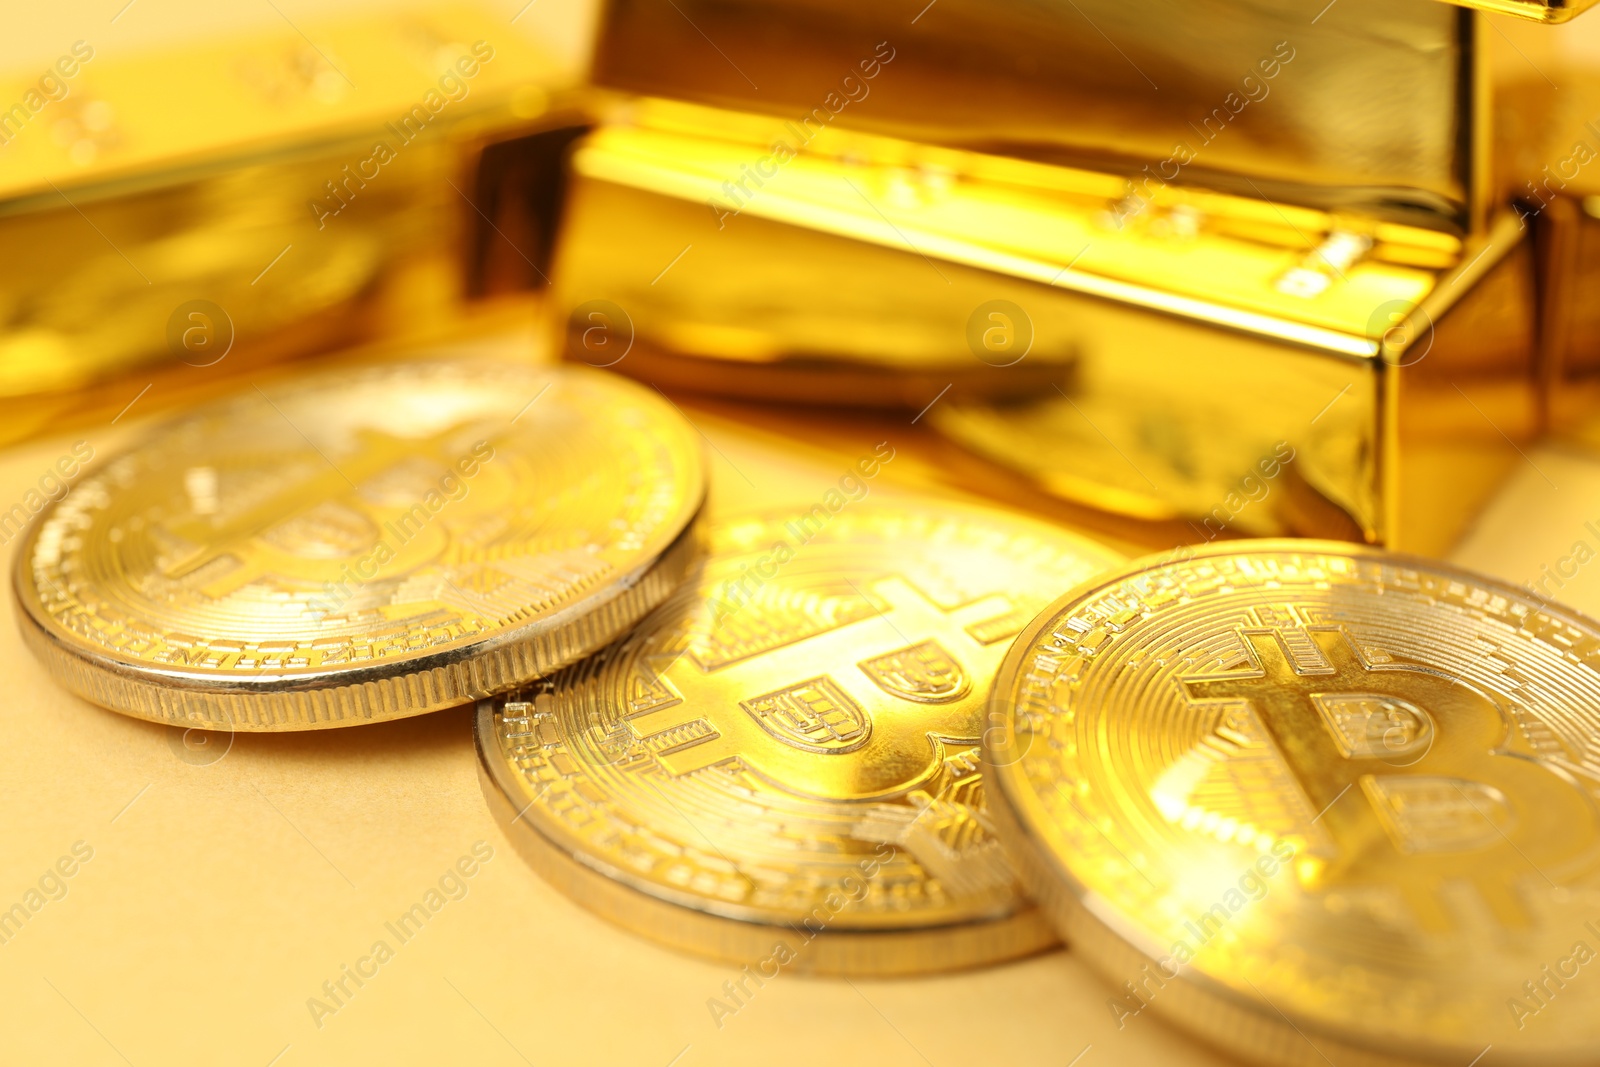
left=985, top=541, right=1600, bottom=1066
left=476, top=503, right=1123, bottom=975
left=13, top=360, right=705, bottom=730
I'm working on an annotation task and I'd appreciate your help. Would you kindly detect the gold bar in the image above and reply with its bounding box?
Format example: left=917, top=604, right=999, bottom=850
left=1445, top=0, right=1598, bottom=21
left=1496, top=46, right=1600, bottom=441
left=549, top=102, right=1542, bottom=554
left=590, top=0, right=1493, bottom=231
left=0, top=4, right=569, bottom=446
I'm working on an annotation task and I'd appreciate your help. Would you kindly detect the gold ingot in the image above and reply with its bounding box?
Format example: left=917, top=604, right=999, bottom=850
left=1496, top=49, right=1600, bottom=444
left=0, top=4, right=582, bottom=447
left=476, top=502, right=1123, bottom=975
left=11, top=361, right=706, bottom=731
left=1450, top=0, right=1597, bottom=19
left=591, top=0, right=1507, bottom=231
left=551, top=101, right=1541, bottom=553
left=985, top=541, right=1600, bottom=1066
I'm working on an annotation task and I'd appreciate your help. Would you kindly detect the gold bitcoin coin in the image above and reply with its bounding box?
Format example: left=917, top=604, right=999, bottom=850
left=985, top=541, right=1600, bottom=1066
left=14, top=361, right=705, bottom=731
left=476, top=502, right=1123, bottom=975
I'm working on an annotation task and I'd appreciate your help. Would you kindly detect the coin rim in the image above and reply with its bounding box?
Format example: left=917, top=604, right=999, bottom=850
left=11, top=364, right=709, bottom=730
left=16, top=510, right=707, bottom=731
left=472, top=500, right=1128, bottom=973
left=474, top=697, right=1061, bottom=976
left=983, top=537, right=1598, bottom=1067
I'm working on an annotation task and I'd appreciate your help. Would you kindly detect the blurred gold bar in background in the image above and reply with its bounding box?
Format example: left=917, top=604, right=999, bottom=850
left=1498, top=62, right=1600, bottom=441
left=591, top=0, right=1495, bottom=232
left=0, top=4, right=582, bottom=447
left=551, top=101, right=1541, bottom=554
left=1453, top=0, right=1599, bottom=20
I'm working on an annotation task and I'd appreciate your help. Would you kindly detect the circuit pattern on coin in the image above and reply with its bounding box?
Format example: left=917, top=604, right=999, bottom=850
left=14, top=361, right=705, bottom=729
left=986, top=542, right=1600, bottom=1063
left=480, top=505, right=1123, bottom=964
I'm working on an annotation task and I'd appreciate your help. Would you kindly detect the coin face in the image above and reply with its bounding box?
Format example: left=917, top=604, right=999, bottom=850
left=985, top=541, right=1600, bottom=1066
left=14, top=361, right=705, bottom=730
left=476, top=503, right=1123, bottom=975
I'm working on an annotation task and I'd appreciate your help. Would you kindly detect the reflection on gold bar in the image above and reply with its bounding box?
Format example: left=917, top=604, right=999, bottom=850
left=1447, top=0, right=1598, bottom=20
left=0, top=4, right=568, bottom=446
left=550, top=101, right=1542, bottom=554
left=591, top=0, right=1492, bottom=231
left=1497, top=68, right=1600, bottom=441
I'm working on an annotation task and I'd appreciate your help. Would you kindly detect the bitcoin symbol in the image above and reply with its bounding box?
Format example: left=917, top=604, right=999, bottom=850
left=154, top=424, right=472, bottom=599
left=626, top=576, right=1014, bottom=801
left=1183, top=627, right=1600, bottom=930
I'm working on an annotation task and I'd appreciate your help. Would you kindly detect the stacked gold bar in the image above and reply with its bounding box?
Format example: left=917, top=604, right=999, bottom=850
left=0, top=4, right=581, bottom=447
left=1458, top=0, right=1599, bottom=19
left=547, top=0, right=1600, bottom=555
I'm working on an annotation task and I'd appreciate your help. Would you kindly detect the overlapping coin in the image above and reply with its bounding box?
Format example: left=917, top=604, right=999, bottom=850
left=13, top=360, right=706, bottom=731
left=985, top=541, right=1600, bottom=1066
left=476, top=501, right=1123, bottom=975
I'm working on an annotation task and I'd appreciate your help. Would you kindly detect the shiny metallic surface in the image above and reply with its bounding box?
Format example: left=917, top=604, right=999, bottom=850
left=12, top=361, right=706, bottom=730
left=592, top=0, right=1488, bottom=230
left=553, top=104, right=1541, bottom=553
left=4, top=0, right=1599, bottom=1062
left=986, top=541, right=1600, bottom=1066
left=1496, top=64, right=1600, bottom=444
left=1450, top=0, right=1598, bottom=20
left=476, top=502, right=1123, bottom=974
left=0, top=5, right=573, bottom=448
